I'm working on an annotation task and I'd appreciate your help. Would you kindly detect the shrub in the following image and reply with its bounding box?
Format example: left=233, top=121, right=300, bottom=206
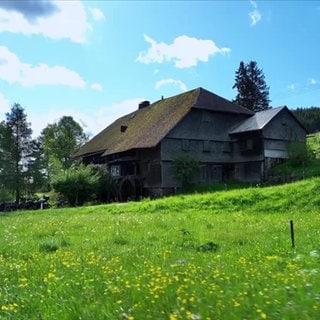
left=172, top=153, right=200, bottom=187
left=90, top=165, right=117, bottom=202
left=287, top=141, right=312, bottom=165
left=52, top=165, right=98, bottom=206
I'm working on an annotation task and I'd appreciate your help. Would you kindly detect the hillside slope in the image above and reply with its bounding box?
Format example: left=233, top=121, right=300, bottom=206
left=108, top=177, right=320, bottom=216
left=1, top=178, right=320, bottom=319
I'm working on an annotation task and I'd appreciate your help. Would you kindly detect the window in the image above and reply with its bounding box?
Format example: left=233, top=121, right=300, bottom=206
left=110, top=165, right=121, bottom=177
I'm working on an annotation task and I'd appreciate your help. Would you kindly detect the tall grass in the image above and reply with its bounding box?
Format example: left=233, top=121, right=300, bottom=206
left=1, top=178, right=320, bottom=319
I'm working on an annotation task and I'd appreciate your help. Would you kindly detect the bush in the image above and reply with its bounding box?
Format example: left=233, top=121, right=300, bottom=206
left=90, top=165, right=117, bottom=202
left=172, top=153, right=200, bottom=187
left=52, top=165, right=98, bottom=206
left=287, top=141, right=312, bottom=165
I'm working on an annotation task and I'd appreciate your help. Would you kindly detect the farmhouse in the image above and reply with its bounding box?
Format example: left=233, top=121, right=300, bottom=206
left=74, top=87, right=307, bottom=200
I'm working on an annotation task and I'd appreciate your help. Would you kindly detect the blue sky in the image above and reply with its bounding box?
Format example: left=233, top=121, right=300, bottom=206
left=0, top=0, right=319, bottom=137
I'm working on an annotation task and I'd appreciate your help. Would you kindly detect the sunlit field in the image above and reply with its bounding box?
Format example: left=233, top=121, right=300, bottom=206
left=1, top=178, right=320, bottom=319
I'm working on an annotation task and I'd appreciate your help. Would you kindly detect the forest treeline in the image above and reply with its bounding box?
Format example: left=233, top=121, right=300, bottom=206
left=292, top=106, right=320, bottom=134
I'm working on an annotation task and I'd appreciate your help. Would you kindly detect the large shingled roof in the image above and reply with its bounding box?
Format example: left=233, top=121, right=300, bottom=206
left=74, top=87, right=253, bottom=158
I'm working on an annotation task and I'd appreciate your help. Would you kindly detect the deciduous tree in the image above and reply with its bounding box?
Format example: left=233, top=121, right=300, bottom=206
left=40, top=116, right=88, bottom=176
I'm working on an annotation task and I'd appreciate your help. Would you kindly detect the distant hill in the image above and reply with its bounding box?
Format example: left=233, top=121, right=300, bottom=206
left=292, top=106, right=320, bottom=133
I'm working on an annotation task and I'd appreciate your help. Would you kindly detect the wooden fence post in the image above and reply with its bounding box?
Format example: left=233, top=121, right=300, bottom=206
left=290, top=220, right=295, bottom=248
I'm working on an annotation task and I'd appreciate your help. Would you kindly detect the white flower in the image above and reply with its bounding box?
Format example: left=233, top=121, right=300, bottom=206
left=310, top=250, right=319, bottom=257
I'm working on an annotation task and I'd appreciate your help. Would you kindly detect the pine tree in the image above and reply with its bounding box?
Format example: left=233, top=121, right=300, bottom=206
left=233, top=61, right=270, bottom=112
left=0, top=103, right=36, bottom=202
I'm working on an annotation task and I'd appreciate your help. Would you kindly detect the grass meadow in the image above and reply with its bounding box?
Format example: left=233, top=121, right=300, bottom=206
left=1, top=178, right=320, bottom=319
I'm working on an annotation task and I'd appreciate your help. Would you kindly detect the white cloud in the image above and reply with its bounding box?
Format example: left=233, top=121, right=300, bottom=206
left=30, top=98, right=146, bottom=138
left=91, top=98, right=147, bottom=135
left=137, top=34, right=230, bottom=68
left=249, top=1, right=262, bottom=26
left=288, top=84, right=296, bottom=91
left=0, top=46, right=86, bottom=87
left=0, top=1, right=92, bottom=43
left=309, top=78, right=318, bottom=85
left=155, top=79, right=187, bottom=92
left=250, top=0, right=258, bottom=9
left=91, top=82, right=103, bottom=91
left=89, top=7, right=106, bottom=21
left=28, top=108, right=88, bottom=137
left=0, top=91, right=10, bottom=113
left=95, top=98, right=145, bottom=121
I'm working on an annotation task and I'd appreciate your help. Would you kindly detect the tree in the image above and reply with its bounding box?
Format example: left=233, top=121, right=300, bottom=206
left=40, top=116, right=88, bottom=176
left=292, top=107, right=320, bottom=134
left=233, top=61, right=270, bottom=112
left=25, top=138, right=50, bottom=194
left=0, top=103, right=36, bottom=202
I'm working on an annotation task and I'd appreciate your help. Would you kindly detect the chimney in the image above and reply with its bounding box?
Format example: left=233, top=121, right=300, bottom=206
left=138, top=100, right=150, bottom=109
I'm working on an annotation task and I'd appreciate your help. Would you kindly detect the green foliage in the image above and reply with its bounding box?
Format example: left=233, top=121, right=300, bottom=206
left=307, top=132, right=320, bottom=159
left=287, top=141, right=311, bottom=165
left=39, top=236, right=69, bottom=253
left=0, top=103, right=37, bottom=202
left=25, top=138, right=50, bottom=194
left=40, top=116, right=88, bottom=174
left=270, top=135, right=320, bottom=179
left=1, top=178, right=320, bottom=318
left=0, top=185, right=12, bottom=202
left=233, top=61, right=270, bottom=112
left=172, top=153, right=200, bottom=187
left=90, top=165, right=116, bottom=202
left=52, top=165, right=98, bottom=206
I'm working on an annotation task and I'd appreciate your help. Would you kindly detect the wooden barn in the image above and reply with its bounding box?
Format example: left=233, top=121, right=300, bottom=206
left=73, top=87, right=307, bottom=200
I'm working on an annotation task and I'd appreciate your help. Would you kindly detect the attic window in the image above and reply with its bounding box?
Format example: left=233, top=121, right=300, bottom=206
left=121, top=125, right=128, bottom=132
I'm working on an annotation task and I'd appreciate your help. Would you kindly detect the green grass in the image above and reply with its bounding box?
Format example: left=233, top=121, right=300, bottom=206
left=308, top=132, right=320, bottom=159
left=1, top=178, right=320, bottom=319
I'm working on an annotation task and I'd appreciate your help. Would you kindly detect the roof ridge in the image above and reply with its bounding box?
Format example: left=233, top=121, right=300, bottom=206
left=193, top=87, right=202, bottom=106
